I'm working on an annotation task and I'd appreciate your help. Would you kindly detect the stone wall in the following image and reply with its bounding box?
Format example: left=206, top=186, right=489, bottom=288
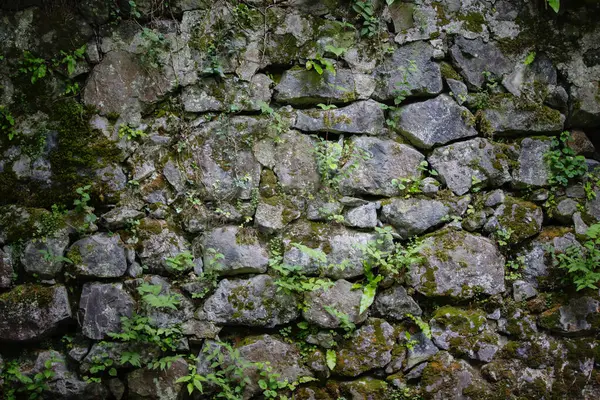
left=1, top=0, right=600, bottom=399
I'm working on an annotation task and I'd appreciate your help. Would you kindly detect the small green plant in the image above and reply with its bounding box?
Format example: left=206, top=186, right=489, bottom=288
left=1, top=357, right=58, bottom=400
left=553, top=223, right=600, bottom=291
left=165, top=251, right=195, bottom=273
left=19, top=51, right=47, bottom=83
left=523, top=51, right=536, bottom=65
left=203, top=44, right=225, bottom=78
left=39, top=249, right=73, bottom=265
left=505, top=256, right=525, bottom=280
left=317, top=103, right=337, bottom=110
left=258, top=101, right=287, bottom=143
left=109, top=313, right=183, bottom=352
left=305, top=55, right=335, bottom=76
left=314, top=138, right=370, bottom=190
left=56, top=44, right=86, bottom=76
left=140, top=28, right=167, bottom=69
left=352, top=0, right=379, bottom=37
left=324, top=306, right=356, bottom=337
left=547, top=0, right=560, bottom=13
left=64, top=82, right=81, bottom=96
left=470, top=175, right=483, bottom=192
left=546, top=131, right=587, bottom=187
left=137, top=283, right=181, bottom=310
left=326, top=349, right=337, bottom=370
left=324, top=44, right=347, bottom=58
left=118, top=124, right=146, bottom=140
left=177, top=342, right=253, bottom=398
left=0, top=105, right=17, bottom=140
left=494, top=228, right=513, bottom=247
left=407, top=314, right=431, bottom=339
left=73, top=185, right=98, bottom=229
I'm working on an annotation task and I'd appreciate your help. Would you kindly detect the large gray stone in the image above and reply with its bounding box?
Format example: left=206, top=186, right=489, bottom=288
left=68, top=233, right=127, bottom=278
left=137, top=276, right=194, bottom=329
left=333, top=318, right=395, bottom=377
left=181, top=74, right=272, bottom=112
left=29, top=350, right=108, bottom=399
left=450, top=36, right=511, bottom=90
left=236, top=335, right=313, bottom=398
left=512, top=137, right=553, bottom=188
left=339, top=136, right=425, bottom=197
left=187, top=122, right=262, bottom=201
left=282, top=222, right=378, bottom=279
left=343, top=202, right=378, bottom=228
left=431, top=306, right=501, bottom=363
left=405, top=332, right=439, bottom=370
left=393, top=95, right=478, bottom=149
left=254, top=130, right=321, bottom=192
left=480, top=95, right=565, bottom=136
left=127, top=357, right=188, bottom=400
left=373, top=41, right=443, bottom=100
left=0, top=248, right=13, bottom=288
left=374, top=285, right=422, bottom=321
left=422, top=352, right=491, bottom=398
left=571, top=82, right=600, bottom=128
left=408, top=228, right=506, bottom=299
left=517, top=229, right=581, bottom=287
left=0, top=285, right=71, bottom=341
left=201, top=226, right=268, bottom=276
left=78, top=282, right=135, bottom=340
left=21, top=233, right=70, bottom=279
left=274, top=68, right=374, bottom=105
left=538, top=296, right=600, bottom=334
left=428, top=138, right=513, bottom=195
left=137, top=219, right=191, bottom=274
left=303, top=279, right=366, bottom=328
left=483, top=197, right=543, bottom=245
left=83, top=50, right=175, bottom=120
left=502, top=54, right=558, bottom=101
left=293, top=100, right=385, bottom=135
left=381, top=198, right=450, bottom=239
left=203, top=275, right=299, bottom=327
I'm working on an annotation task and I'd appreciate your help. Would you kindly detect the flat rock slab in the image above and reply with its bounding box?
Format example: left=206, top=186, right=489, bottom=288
left=293, top=100, right=385, bottom=135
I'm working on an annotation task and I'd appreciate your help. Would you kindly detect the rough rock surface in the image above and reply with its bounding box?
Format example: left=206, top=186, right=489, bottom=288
left=373, top=41, right=442, bottom=100
left=428, top=138, right=513, bottom=195
left=69, top=233, right=128, bottom=278
left=374, top=285, right=422, bottom=320
left=381, top=197, right=449, bottom=239
left=0, top=285, right=71, bottom=341
left=513, top=137, right=553, bottom=188
left=275, top=69, right=374, bottom=105
left=201, top=226, right=269, bottom=276
left=78, top=282, right=135, bottom=340
left=293, top=100, right=385, bottom=135
left=339, top=136, right=425, bottom=197
left=409, top=228, right=506, bottom=299
left=303, top=279, right=367, bottom=328
left=127, top=357, right=188, bottom=400
left=393, top=94, right=478, bottom=149
left=203, top=275, right=298, bottom=327
left=237, top=335, right=313, bottom=398
left=334, top=319, right=395, bottom=377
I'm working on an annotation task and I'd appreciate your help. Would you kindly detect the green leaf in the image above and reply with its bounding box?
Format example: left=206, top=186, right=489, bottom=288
left=326, top=349, right=337, bottom=370
left=109, top=368, right=117, bottom=377
left=523, top=51, right=536, bottom=66
left=359, top=279, right=379, bottom=314
left=547, top=0, right=560, bottom=13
